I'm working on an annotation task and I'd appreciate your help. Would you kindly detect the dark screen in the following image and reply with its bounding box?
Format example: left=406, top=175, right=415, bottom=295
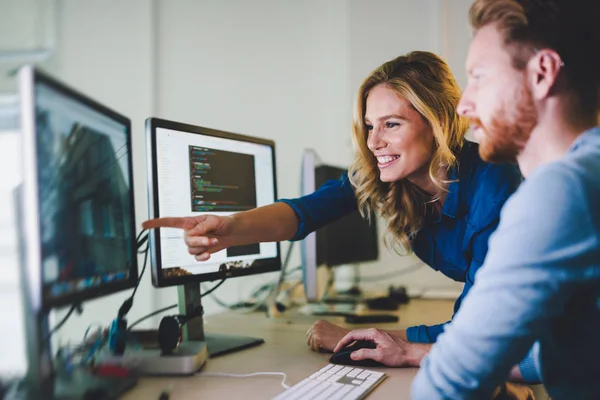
left=315, top=165, right=379, bottom=266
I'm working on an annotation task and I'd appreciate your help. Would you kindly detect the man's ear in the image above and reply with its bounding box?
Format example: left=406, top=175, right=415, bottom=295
left=528, top=49, right=564, bottom=100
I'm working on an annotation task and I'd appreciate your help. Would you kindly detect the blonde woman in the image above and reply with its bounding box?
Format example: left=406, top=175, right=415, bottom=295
left=144, top=52, right=533, bottom=379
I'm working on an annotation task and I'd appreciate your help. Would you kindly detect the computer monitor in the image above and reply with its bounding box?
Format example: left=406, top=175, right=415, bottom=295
left=300, top=149, right=379, bottom=304
left=146, top=117, right=281, bottom=356
left=314, top=165, right=379, bottom=267
left=16, top=65, right=138, bottom=397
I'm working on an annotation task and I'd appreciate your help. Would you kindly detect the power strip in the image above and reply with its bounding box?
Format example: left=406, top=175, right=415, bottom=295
left=98, top=341, right=208, bottom=376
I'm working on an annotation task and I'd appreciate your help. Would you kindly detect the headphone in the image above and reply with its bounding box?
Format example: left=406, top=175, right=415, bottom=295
left=157, top=307, right=202, bottom=355
left=157, top=315, right=186, bottom=355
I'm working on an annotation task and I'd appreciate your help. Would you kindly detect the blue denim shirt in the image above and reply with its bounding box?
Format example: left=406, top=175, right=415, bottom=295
left=412, top=127, right=600, bottom=399
left=278, top=142, right=540, bottom=376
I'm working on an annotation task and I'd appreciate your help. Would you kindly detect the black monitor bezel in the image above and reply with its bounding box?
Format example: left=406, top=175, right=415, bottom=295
left=146, top=117, right=281, bottom=287
left=22, top=66, right=139, bottom=311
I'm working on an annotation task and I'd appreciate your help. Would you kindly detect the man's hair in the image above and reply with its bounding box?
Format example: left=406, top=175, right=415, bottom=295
left=469, top=0, right=600, bottom=119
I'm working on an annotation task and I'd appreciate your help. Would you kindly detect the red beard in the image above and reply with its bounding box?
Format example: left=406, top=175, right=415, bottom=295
left=472, top=84, right=537, bottom=163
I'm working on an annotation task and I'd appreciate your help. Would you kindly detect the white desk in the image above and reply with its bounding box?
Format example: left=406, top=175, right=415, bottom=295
left=122, top=299, right=455, bottom=399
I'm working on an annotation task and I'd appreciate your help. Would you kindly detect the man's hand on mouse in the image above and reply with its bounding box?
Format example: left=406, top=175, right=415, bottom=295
left=333, top=328, right=432, bottom=367
left=306, top=320, right=350, bottom=352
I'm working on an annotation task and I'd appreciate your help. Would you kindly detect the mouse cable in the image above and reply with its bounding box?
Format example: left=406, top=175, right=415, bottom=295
left=196, top=371, right=290, bottom=389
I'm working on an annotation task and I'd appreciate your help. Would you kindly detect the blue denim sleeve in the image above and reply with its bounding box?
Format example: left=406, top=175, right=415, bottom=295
left=406, top=323, right=446, bottom=343
left=406, top=221, right=493, bottom=343
left=518, top=343, right=541, bottom=383
left=276, top=172, right=358, bottom=241
left=412, top=165, right=598, bottom=399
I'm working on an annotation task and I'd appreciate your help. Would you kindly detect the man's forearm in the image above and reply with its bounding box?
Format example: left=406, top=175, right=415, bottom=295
left=381, top=329, right=431, bottom=367
left=385, top=329, right=529, bottom=375
left=383, top=329, right=407, bottom=340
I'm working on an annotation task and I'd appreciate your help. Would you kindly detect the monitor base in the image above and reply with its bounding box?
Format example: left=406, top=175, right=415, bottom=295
left=205, top=333, right=264, bottom=357
left=101, top=340, right=208, bottom=376
left=299, top=302, right=356, bottom=317
left=177, top=283, right=266, bottom=357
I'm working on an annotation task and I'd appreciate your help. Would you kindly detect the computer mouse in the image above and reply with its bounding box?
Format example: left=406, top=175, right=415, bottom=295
left=329, top=340, right=384, bottom=368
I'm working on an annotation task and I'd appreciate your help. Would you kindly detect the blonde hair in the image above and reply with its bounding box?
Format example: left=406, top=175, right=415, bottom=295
left=348, top=51, right=469, bottom=253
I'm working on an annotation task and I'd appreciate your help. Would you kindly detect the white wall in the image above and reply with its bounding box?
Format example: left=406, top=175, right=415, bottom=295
left=343, top=0, right=460, bottom=294
left=152, top=0, right=357, bottom=318
left=0, top=0, right=477, bottom=366
left=439, top=0, right=474, bottom=89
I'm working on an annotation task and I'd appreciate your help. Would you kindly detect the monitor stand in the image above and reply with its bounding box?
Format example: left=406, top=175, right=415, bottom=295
left=323, top=264, right=364, bottom=304
left=299, top=302, right=356, bottom=317
left=117, top=282, right=263, bottom=376
left=300, top=266, right=361, bottom=316
left=179, top=282, right=265, bottom=358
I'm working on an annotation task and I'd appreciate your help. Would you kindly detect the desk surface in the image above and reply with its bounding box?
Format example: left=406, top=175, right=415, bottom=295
left=122, top=299, right=455, bottom=400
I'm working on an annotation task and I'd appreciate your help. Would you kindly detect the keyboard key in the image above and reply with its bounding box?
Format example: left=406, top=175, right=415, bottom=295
left=368, top=371, right=384, bottom=379
left=314, top=384, right=340, bottom=399
left=329, top=365, right=344, bottom=374
left=357, top=371, right=371, bottom=379
left=347, top=386, right=369, bottom=398
left=347, top=370, right=360, bottom=378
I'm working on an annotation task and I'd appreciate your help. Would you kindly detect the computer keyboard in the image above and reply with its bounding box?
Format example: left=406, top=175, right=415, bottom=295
left=273, top=364, right=386, bottom=400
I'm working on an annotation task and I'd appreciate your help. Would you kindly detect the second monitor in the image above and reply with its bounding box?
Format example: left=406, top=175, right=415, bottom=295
left=300, top=149, right=379, bottom=305
left=314, top=165, right=379, bottom=268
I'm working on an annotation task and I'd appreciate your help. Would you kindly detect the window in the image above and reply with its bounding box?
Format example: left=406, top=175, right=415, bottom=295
left=101, top=203, right=115, bottom=237
left=80, top=199, right=94, bottom=235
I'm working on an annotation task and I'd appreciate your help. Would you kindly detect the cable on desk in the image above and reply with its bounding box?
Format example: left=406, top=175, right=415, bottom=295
left=196, top=371, right=290, bottom=389
left=207, top=264, right=302, bottom=312
left=347, top=264, right=424, bottom=282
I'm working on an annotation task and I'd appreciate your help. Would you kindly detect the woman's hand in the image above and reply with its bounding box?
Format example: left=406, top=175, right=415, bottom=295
left=142, top=215, right=236, bottom=261
left=306, top=320, right=350, bottom=352
left=333, top=328, right=431, bottom=367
